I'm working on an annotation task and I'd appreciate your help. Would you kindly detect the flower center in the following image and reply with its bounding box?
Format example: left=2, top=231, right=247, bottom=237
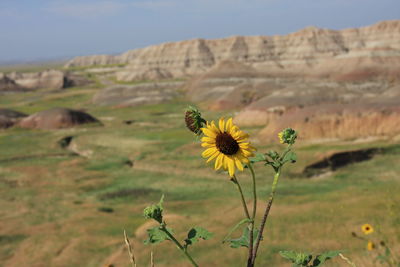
left=216, top=132, right=239, bottom=155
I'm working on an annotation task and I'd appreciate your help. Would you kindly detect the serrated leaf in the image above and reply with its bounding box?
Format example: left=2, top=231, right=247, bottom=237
left=222, top=218, right=251, bottom=243
left=312, top=251, right=341, bottom=267
left=144, top=227, right=171, bottom=245
left=184, top=227, right=213, bottom=247
left=375, top=255, right=388, bottom=264
left=280, top=251, right=312, bottom=266
left=228, top=226, right=259, bottom=249
left=280, top=251, right=299, bottom=262
left=282, top=151, right=297, bottom=164
left=385, top=247, right=391, bottom=257
left=249, top=153, right=266, bottom=164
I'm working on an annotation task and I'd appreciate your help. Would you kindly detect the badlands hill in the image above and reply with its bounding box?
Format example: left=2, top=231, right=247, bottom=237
left=45, top=20, right=400, bottom=142
left=62, top=20, right=400, bottom=142
left=66, top=20, right=400, bottom=82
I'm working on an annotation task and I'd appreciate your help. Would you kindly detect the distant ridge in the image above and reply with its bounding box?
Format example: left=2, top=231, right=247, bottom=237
left=65, top=20, right=400, bottom=81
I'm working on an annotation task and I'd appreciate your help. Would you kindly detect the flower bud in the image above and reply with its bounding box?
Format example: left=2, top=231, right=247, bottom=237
left=143, top=195, right=164, bottom=223
left=185, top=106, right=206, bottom=135
left=278, top=128, right=297, bottom=145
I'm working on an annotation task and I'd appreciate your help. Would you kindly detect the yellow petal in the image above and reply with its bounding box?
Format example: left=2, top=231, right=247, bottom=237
left=227, top=157, right=235, bottom=177
left=210, top=121, right=220, bottom=133
left=201, top=142, right=215, bottom=148
left=206, top=150, right=220, bottom=163
left=201, top=136, right=216, bottom=143
left=223, top=156, right=228, bottom=170
left=202, top=127, right=217, bottom=138
left=234, top=131, right=249, bottom=141
left=241, top=149, right=254, bottom=157
left=202, top=147, right=217, bottom=158
left=215, top=154, right=224, bottom=170
left=225, top=118, right=233, bottom=132
left=239, top=142, right=251, bottom=148
left=219, top=117, right=225, bottom=132
left=234, top=157, right=244, bottom=171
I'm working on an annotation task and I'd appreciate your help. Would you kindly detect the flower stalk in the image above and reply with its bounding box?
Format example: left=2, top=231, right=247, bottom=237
left=232, top=175, right=251, bottom=220
left=251, top=168, right=281, bottom=265
left=247, top=163, right=257, bottom=267
left=160, top=224, right=199, bottom=267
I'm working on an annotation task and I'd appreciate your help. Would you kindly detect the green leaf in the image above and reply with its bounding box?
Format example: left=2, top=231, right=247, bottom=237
left=385, top=247, right=391, bottom=257
left=280, top=251, right=298, bottom=262
left=375, top=255, right=388, bottom=264
left=266, top=150, right=280, bottom=160
left=312, top=251, right=341, bottom=267
left=222, top=218, right=251, bottom=243
left=280, top=251, right=312, bottom=266
left=282, top=151, right=297, bottom=164
left=184, top=227, right=213, bottom=247
left=144, top=226, right=171, bottom=245
left=228, top=226, right=259, bottom=249
left=249, top=153, right=266, bottom=164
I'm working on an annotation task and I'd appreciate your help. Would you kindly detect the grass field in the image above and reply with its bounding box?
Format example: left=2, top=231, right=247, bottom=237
left=0, top=82, right=399, bottom=267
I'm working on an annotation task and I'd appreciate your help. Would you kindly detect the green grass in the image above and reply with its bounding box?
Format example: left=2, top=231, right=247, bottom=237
left=0, top=84, right=399, bottom=267
left=63, top=63, right=128, bottom=72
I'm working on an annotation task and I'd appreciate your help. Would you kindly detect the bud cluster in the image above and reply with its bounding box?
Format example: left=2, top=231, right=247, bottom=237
left=278, top=128, right=297, bottom=145
left=143, top=195, right=164, bottom=223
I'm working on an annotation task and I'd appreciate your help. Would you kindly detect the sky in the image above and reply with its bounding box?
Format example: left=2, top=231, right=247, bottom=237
left=0, top=0, right=399, bottom=63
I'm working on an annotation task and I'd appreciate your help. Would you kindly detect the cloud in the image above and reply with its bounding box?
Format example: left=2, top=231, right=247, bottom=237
left=45, top=1, right=125, bottom=18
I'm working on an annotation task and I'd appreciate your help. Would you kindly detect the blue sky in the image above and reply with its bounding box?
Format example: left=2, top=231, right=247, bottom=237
left=0, top=0, right=399, bottom=63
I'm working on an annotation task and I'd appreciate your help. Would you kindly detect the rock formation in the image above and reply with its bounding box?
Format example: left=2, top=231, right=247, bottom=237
left=92, top=81, right=183, bottom=107
left=64, top=54, right=123, bottom=68
left=257, top=104, right=400, bottom=142
left=0, top=109, right=27, bottom=129
left=7, top=70, right=66, bottom=90
left=1, top=70, right=89, bottom=91
left=65, top=20, right=400, bottom=82
left=18, top=108, right=101, bottom=130
left=0, top=73, right=22, bottom=91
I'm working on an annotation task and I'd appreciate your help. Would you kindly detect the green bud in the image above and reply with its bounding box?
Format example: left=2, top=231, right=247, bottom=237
left=143, top=195, right=164, bottom=223
left=267, top=150, right=279, bottom=160
left=185, top=106, right=206, bottom=135
left=278, top=128, right=297, bottom=145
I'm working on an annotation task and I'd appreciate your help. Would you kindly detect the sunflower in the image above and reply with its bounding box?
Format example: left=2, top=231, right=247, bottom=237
left=367, top=241, right=375, bottom=251
left=201, top=117, right=255, bottom=177
left=361, top=224, right=374, bottom=235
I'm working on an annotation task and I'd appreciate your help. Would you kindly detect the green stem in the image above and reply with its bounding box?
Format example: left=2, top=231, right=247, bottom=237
left=232, top=175, right=251, bottom=220
left=251, top=168, right=281, bottom=265
left=247, top=163, right=257, bottom=267
left=160, top=225, right=199, bottom=267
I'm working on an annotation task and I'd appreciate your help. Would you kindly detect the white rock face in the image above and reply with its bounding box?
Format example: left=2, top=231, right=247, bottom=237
left=65, top=20, right=400, bottom=81
left=8, top=70, right=65, bottom=90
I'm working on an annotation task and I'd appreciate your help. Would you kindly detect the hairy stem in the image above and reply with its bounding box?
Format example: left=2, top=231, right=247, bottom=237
left=247, top=163, right=257, bottom=267
left=251, top=169, right=281, bottom=265
left=232, top=175, right=251, bottom=220
left=160, top=225, right=199, bottom=267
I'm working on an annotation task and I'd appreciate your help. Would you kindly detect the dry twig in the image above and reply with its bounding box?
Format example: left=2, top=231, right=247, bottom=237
left=124, top=230, right=137, bottom=267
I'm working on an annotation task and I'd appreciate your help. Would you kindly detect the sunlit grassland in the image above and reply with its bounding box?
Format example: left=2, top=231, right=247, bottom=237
left=0, top=85, right=399, bottom=266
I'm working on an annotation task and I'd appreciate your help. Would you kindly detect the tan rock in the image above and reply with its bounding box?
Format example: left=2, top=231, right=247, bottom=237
left=18, top=108, right=101, bottom=130
left=8, top=70, right=66, bottom=90
left=258, top=104, right=400, bottom=143
left=0, top=109, right=27, bottom=129
left=65, top=20, right=400, bottom=82
left=92, top=81, right=183, bottom=107
left=0, top=72, right=21, bottom=91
